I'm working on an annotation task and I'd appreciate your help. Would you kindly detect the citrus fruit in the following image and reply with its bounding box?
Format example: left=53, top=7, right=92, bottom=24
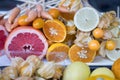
left=74, top=7, right=99, bottom=32
left=46, top=43, right=69, bottom=62
left=105, top=40, right=116, bottom=50
left=112, top=58, right=120, bottom=79
left=90, top=67, right=115, bottom=79
left=18, top=15, right=29, bottom=26
left=0, top=25, right=8, bottom=55
left=32, top=18, right=45, bottom=29
left=5, top=26, right=48, bottom=59
left=48, top=8, right=60, bottom=19
left=88, top=75, right=114, bottom=80
left=88, top=40, right=100, bottom=51
left=63, top=62, right=90, bottom=80
left=92, top=28, right=104, bottom=39
left=68, top=44, right=96, bottom=62
left=43, top=19, right=66, bottom=42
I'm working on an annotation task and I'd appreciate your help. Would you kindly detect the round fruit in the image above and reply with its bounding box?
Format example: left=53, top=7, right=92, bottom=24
left=0, top=25, right=8, bottom=55
left=32, top=18, right=45, bottom=29
left=43, top=19, right=66, bottom=42
left=5, top=26, right=48, bottom=59
left=90, top=67, right=115, bottom=79
left=92, top=28, right=104, bottom=39
left=69, top=44, right=96, bottom=62
left=88, top=75, right=114, bottom=80
left=46, top=43, right=69, bottom=62
left=18, top=15, right=29, bottom=26
left=63, top=62, right=90, bottom=80
left=48, top=8, right=60, bottom=19
left=112, top=58, right=120, bottom=79
left=74, top=7, right=99, bottom=32
left=105, top=40, right=116, bottom=50
left=88, top=40, right=100, bottom=51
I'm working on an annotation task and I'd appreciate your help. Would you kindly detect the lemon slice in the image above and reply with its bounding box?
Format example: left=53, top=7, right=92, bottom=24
left=106, top=38, right=120, bottom=61
left=106, top=50, right=120, bottom=61
left=74, top=7, right=99, bottom=32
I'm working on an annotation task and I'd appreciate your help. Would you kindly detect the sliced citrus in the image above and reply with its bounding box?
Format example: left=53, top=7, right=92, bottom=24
left=5, top=26, right=48, bottom=59
left=68, top=44, right=96, bottom=63
left=88, top=75, right=114, bottom=80
left=46, top=43, right=69, bottom=62
left=0, top=25, right=8, bottom=55
left=43, top=19, right=66, bottom=42
left=112, top=58, right=120, bottom=79
left=74, top=7, right=99, bottom=32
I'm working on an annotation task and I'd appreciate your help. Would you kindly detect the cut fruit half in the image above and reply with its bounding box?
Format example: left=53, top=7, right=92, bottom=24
left=68, top=44, right=96, bottom=63
left=0, top=25, right=8, bottom=55
left=106, top=38, right=120, bottom=61
left=46, top=43, right=69, bottom=62
left=74, top=7, right=99, bottom=32
left=5, top=26, right=48, bottom=59
left=43, top=19, right=66, bottom=42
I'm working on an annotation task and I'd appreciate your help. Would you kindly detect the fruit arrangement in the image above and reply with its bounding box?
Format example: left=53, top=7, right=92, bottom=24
left=0, top=0, right=120, bottom=79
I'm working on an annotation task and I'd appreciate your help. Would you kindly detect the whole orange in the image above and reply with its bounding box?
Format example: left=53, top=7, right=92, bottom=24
left=112, top=58, right=120, bottom=79
left=88, top=40, right=100, bottom=51
left=92, top=28, right=104, bottom=39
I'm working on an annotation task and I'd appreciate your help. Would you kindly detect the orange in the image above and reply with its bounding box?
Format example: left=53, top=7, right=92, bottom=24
left=46, top=43, right=69, bottom=62
left=32, top=18, right=45, bottom=29
left=43, top=19, right=66, bottom=42
left=88, top=40, right=100, bottom=51
left=105, top=40, right=116, bottom=50
left=68, top=44, right=96, bottom=62
left=60, top=12, right=75, bottom=20
left=18, top=15, right=30, bottom=26
left=88, top=75, right=114, bottom=80
left=92, top=28, right=104, bottom=39
left=112, top=58, right=120, bottom=79
left=48, top=8, right=60, bottom=19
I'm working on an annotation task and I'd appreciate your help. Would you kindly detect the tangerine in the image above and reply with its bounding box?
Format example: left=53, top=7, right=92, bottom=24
left=92, top=28, right=104, bottom=39
left=88, top=40, right=100, bottom=51
left=105, top=40, right=116, bottom=50
left=68, top=44, right=96, bottom=62
left=46, top=43, right=69, bottom=62
left=43, top=19, right=66, bottom=42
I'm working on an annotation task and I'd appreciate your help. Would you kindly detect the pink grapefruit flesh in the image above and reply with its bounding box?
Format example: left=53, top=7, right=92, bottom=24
left=0, top=25, right=8, bottom=55
left=5, top=26, right=48, bottom=59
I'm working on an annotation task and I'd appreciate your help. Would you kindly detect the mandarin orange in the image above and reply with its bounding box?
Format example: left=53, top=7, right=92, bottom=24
left=68, top=44, right=96, bottom=62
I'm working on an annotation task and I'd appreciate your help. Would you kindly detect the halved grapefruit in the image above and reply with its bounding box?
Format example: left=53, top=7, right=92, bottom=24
left=0, top=25, right=8, bottom=56
left=4, top=26, right=48, bottom=59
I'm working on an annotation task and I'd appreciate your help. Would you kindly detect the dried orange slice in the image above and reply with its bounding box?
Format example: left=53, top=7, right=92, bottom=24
left=68, top=44, right=96, bottom=63
left=46, top=43, right=69, bottom=62
left=43, top=19, right=66, bottom=42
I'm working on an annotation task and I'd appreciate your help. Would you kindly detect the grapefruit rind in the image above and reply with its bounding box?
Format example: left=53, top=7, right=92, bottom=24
left=5, top=26, right=48, bottom=59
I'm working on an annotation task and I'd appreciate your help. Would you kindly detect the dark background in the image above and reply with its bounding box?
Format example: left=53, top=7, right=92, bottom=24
left=0, top=0, right=120, bottom=12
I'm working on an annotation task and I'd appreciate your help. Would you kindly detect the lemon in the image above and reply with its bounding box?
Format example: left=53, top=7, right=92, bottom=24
left=74, top=7, right=99, bottom=32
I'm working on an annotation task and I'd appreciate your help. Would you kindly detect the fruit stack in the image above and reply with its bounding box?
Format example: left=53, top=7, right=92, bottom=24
left=0, top=0, right=120, bottom=79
